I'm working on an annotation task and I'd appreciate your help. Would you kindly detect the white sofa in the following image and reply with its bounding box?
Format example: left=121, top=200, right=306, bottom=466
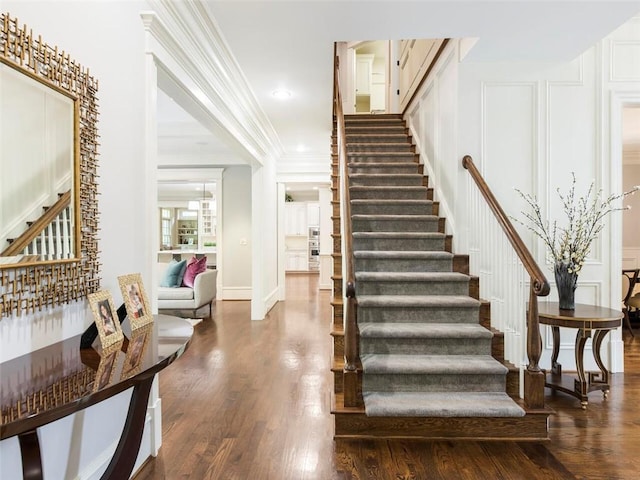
left=157, top=262, right=217, bottom=317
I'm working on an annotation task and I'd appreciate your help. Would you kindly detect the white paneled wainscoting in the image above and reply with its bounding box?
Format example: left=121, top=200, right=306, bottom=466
left=404, top=18, right=640, bottom=383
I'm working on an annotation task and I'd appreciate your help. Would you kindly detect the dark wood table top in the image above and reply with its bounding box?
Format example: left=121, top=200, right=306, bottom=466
left=0, top=314, right=192, bottom=440
left=537, top=302, right=622, bottom=330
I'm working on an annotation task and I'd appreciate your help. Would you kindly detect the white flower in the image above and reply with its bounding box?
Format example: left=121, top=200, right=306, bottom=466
left=514, top=173, right=635, bottom=276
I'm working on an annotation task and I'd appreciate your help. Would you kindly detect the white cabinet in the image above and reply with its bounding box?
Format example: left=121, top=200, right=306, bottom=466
left=285, top=203, right=307, bottom=236
left=285, top=249, right=308, bottom=271
left=307, top=202, right=319, bottom=227
left=198, top=199, right=216, bottom=250
left=199, top=200, right=214, bottom=236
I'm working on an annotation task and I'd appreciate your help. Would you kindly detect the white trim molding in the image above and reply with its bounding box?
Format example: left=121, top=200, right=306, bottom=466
left=222, top=287, right=252, bottom=300
left=141, top=2, right=283, bottom=166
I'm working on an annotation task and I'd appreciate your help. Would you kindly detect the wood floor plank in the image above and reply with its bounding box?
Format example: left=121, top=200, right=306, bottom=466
left=134, top=274, right=640, bottom=480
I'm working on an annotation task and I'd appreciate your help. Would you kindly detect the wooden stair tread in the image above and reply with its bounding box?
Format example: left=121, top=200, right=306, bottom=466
left=331, top=393, right=550, bottom=441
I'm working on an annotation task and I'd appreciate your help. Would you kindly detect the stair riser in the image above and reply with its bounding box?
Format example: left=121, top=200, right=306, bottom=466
left=356, top=280, right=469, bottom=296
left=332, top=413, right=549, bottom=441
left=345, top=127, right=407, bottom=135
left=353, top=238, right=444, bottom=251
left=351, top=203, right=433, bottom=215
left=352, top=218, right=439, bottom=233
left=348, top=165, right=421, bottom=174
left=354, top=257, right=451, bottom=272
left=348, top=154, right=419, bottom=164
left=333, top=162, right=422, bottom=176
left=360, top=338, right=492, bottom=356
left=332, top=303, right=343, bottom=323
left=350, top=176, right=424, bottom=187
left=363, top=374, right=506, bottom=393
left=346, top=135, right=411, bottom=144
left=344, top=118, right=403, bottom=126
left=358, top=306, right=480, bottom=324
left=350, top=188, right=429, bottom=200
left=347, top=144, right=415, bottom=153
left=333, top=335, right=344, bottom=357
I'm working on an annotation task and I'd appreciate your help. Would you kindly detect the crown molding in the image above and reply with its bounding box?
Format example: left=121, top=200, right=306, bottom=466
left=142, top=1, right=284, bottom=166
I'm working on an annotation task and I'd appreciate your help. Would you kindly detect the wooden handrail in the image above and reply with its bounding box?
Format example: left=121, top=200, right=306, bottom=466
left=334, top=45, right=359, bottom=406
left=462, top=156, right=549, bottom=296
left=462, top=155, right=549, bottom=409
left=2, top=191, right=72, bottom=256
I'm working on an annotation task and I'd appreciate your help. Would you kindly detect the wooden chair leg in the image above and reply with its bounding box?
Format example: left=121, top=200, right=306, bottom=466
left=624, top=308, right=635, bottom=337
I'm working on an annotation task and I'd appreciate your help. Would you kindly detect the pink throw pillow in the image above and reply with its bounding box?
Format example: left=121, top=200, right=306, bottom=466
left=182, top=256, right=207, bottom=287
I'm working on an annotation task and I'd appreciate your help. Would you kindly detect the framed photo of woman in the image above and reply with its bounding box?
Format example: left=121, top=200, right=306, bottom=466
left=88, top=290, right=124, bottom=348
left=118, top=273, right=153, bottom=330
left=121, top=325, right=151, bottom=379
left=93, top=347, right=119, bottom=392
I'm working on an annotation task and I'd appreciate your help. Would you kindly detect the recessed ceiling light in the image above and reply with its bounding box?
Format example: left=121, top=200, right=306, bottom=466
left=272, top=89, right=292, bottom=100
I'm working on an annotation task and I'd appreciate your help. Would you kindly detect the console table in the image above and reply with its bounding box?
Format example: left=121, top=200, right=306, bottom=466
left=538, top=302, right=622, bottom=409
left=0, top=314, right=192, bottom=480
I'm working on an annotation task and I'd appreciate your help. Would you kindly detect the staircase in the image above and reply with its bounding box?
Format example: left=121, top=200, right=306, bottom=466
left=330, top=114, right=549, bottom=440
left=2, top=190, right=74, bottom=260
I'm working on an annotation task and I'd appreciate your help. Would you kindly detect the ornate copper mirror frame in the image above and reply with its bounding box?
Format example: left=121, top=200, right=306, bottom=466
left=0, top=13, right=100, bottom=317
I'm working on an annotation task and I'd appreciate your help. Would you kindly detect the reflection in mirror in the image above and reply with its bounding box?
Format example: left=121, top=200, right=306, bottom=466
left=0, top=60, right=77, bottom=265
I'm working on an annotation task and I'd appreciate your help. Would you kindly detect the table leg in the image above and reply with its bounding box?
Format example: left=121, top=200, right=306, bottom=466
left=99, top=374, right=155, bottom=480
left=18, top=430, right=43, bottom=480
left=590, top=329, right=611, bottom=398
left=573, top=328, right=590, bottom=409
left=550, top=326, right=561, bottom=375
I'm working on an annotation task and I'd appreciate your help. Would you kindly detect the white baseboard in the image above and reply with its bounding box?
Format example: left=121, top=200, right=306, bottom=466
left=222, top=287, right=252, bottom=300
left=148, top=394, right=162, bottom=456
left=611, top=338, right=624, bottom=373
left=264, top=286, right=279, bottom=313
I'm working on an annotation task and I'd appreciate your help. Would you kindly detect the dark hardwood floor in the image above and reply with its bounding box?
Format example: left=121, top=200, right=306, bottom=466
left=136, top=274, right=640, bottom=479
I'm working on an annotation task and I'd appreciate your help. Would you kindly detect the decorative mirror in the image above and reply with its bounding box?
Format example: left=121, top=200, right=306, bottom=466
left=0, top=13, right=100, bottom=318
left=0, top=61, right=78, bottom=262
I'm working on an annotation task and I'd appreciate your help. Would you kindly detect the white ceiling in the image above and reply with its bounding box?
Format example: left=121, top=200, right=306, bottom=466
left=157, top=1, right=640, bottom=184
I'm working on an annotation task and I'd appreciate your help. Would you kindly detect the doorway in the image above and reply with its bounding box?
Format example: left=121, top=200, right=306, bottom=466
left=353, top=41, right=389, bottom=114
left=622, top=105, right=640, bottom=340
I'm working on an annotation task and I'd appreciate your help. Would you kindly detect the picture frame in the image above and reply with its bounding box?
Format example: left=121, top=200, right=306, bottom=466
left=121, top=325, right=151, bottom=379
left=118, top=273, right=153, bottom=330
left=88, top=290, right=124, bottom=348
left=93, top=347, right=119, bottom=392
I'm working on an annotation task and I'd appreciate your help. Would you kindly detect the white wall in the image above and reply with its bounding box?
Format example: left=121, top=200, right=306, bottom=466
left=318, top=186, right=333, bottom=290
left=407, top=16, right=640, bottom=378
left=0, top=64, right=74, bottom=247
left=222, top=166, right=252, bottom=299
left=623, top=164, right=640, bottom=269
left=623, top=165, right=640, bottom=248
left=1, top=2, right=156, bottom=478
left=254, top=158, right=280, bottom=319
left=406, top=42, right=460, bottom=244
left=5, top=1, right=152, bottom=293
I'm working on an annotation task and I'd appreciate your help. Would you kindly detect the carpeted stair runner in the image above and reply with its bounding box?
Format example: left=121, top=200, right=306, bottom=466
left=347, top=115, right=524, bottom=418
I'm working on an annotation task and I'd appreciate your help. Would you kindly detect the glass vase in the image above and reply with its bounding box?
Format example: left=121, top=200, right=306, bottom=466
left=554, top=262, right=578, bottom=310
